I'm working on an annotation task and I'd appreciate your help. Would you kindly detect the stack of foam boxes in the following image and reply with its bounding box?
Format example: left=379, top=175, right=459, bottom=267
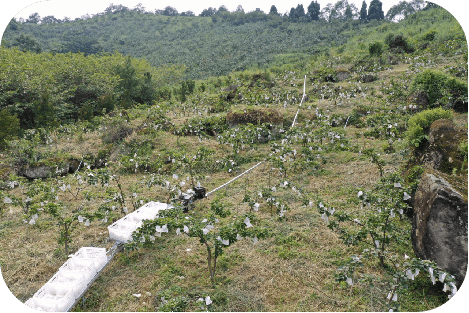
left=24, top=247, right=107, bottom=312
left=23, top=201, right=169, bottom=311
left=108, top=201, right=170, bottom=243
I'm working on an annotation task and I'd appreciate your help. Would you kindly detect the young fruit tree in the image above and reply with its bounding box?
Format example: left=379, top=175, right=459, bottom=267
left=125, top=198, right=269, bottom=284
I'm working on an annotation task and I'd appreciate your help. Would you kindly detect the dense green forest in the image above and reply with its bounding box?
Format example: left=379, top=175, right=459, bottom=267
left=1, top=0, right=435, bottom=79
left=0, top=1, right=468, bottom=312
left=2, top=9, right=358, bottom=79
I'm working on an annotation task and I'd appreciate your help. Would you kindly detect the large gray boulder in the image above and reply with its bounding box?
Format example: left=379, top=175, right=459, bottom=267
left=412, top=172, right=468, bottom=287
left=18, top=158, right=72, bottom=179
left=22, top=163, right=70, bottom=179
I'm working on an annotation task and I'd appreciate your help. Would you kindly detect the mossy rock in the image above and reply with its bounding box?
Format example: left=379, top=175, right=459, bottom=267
left=311, top=67, right=337, bottom=83
left=420, top=119, right=467, bottom=175
left=404, top=119, right=467, bottom=195
left=411, top=168, right=467, bottom=287
left=102, top=124, right=133, bottom=144
left=336, top=70, right=350, bottom=81
left=221, top=84, right=241, bottom=102
left=109, top=145, right=130, bottom=162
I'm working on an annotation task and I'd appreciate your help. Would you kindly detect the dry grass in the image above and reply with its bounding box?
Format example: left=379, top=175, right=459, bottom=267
left=0, top=48, right=466, bottom=312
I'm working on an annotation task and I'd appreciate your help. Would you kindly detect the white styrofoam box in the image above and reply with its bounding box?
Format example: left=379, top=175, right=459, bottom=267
left=43, top=282, right=76, bottom=300
left=32, top=284, right=75, bottom=312
left=108, top=226, right=135, bottom=243
left=69, top=257, right=96, bottom=270
left=108, top=221, right=138, bottom=243
left=135, top=203, right=169, bottom=218
left=73, top=247, right=106, bottom=260
left=107, top=202, right=172, bottom=243
left=44, top=270, right=87, bottom=299
left=26, top=296, right=57, bottom=311
left=59, top=258, right=96, bottom=284
left=137, top=209, right=158, bottom=216
left=125, top=202, right=168, bottom=220
left=56, top=268, right=85, bottom=282
left=129, top=210, right=157, bottom=222
left=108, top=218, right=143, bottom=243
left=140, top=201, right=166, bottom=210
left=116, top=219, right=142, bottom=230
left=72, top=247, right=107, bottom=272
left=24, top=298, right=45, bottom=312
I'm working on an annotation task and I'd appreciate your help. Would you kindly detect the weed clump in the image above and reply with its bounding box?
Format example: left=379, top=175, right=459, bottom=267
left=102, top=120, right=133, bottom=144
left=226, top=108, right=283, bottom=127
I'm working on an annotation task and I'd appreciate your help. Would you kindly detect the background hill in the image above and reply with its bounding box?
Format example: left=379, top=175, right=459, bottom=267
left=2, top=6, right=369, bottom=79
left=0, top=0, right=444, bottom=80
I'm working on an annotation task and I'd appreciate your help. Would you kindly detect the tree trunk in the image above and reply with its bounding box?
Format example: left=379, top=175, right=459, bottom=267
left=204, top=241, right=215, bottom=284
left=64, top=223, right=69, bottom=256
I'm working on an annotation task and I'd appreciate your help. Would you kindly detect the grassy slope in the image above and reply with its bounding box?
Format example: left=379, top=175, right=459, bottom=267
left=0, top=7, right=467, bottom=312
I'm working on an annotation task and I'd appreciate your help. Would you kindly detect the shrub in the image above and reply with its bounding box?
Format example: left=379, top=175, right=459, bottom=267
left=404, top=164, right=425, bottom=192
left=411, top=69, right=468, bottom=111
left=78, top=103, right=95, bottom=121
left=34, top=92, right=58, bottom=129
left=0, top=109, right=20, bottom=150
left=177, top=79, right=196, bottom=102
left=444, top=77, right=468, bottom=112
left=96, top=95, right=117, bottom=115
left=73, top=84, right=100, bottom=106
left=312, top=67, right=337, bottom=82
left=459, top=140, right=468, bottom=159
left=385, top=33, right=414, bottom=53
left=405, top=107, right=453, bottom=147
left=412, top=70, right=448, bottom=106
left=422, top=30, right=437, bottom=42
left=155, top=87, right=172, bottom=101
left=368, top=41, right=383, bottom=57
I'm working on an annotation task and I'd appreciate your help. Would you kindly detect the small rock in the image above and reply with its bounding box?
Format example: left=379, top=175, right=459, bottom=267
left=360, top=74, right=376, bottom=83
